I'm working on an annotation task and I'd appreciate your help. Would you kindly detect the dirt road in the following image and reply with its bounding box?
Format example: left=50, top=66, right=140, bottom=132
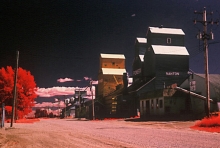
left=0, top=118, right=219, bottom=148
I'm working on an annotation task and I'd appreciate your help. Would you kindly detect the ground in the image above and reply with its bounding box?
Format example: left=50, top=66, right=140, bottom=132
left=0, top=118, right=219, bottom=148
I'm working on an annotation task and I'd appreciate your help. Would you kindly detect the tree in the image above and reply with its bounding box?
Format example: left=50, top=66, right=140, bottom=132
left=0, top=66, right=37, bottom=119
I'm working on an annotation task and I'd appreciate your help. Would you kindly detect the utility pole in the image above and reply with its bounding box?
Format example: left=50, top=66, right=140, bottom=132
left=79, top=88, right=81, bottom=114
left=90, top=80, right=95, bottom=120
left=194, top=7, right=218, bottom=117
left=11, top=51, right=19, bottom=127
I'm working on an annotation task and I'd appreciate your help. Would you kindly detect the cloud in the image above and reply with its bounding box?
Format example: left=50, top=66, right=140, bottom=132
left=57, top=78, right=74, bottom=83
left=131, top=14, right=136, bottom=17
left=35, top=86, right=96, bottom=98
left=34, top=101, right=66, bottom=108
left=35, top=87, right=76, bottom=97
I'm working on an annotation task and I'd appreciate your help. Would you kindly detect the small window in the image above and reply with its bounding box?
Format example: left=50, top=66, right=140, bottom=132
left=112, top=62, right=115, bottom=65
left=167, top=38, right=171, bottom=44
left=104, top=64, right=107, bottom=66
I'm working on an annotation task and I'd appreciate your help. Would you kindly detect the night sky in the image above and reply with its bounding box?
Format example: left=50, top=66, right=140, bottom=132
left=1, top=0, right=220, bottom=96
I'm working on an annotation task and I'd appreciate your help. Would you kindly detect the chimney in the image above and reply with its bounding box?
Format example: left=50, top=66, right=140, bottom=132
left=159, top=25, right=163, bottom=28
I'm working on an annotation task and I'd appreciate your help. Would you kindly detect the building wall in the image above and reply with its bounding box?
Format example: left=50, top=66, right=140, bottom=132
left=139, top=89, right=190, bottom=118
left=163, top=97, right=186, bottom=114
left=143, top=48, right=155, bottom=79
left=132, top=57, right=143, bottom=83
left=102, top=75, right=123, bottom=97
left=149, top=34, right=184, bottom=46
left=140, top=97, right=164, bottom=117
left=98, top=55, right=125, bottom=98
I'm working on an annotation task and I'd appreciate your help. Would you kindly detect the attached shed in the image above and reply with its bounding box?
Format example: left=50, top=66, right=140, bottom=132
left=139, top=84, right=218, bottom=120
left=181, top=73, right=220, bottom=103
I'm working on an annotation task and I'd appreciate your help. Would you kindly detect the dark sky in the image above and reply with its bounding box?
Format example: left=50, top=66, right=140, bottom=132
left=1, top=0, right=220, bottom=89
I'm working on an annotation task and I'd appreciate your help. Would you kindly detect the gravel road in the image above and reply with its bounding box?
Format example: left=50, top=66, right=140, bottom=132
left=0, top=118, right=219, bottom=148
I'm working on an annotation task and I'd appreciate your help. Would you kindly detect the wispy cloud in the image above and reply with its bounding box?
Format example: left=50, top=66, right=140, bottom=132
left=57, top=78, right=74, bottom=83
left=35, top=87, right=76, bottom=97
left=34, top=101, right=66, bottom=108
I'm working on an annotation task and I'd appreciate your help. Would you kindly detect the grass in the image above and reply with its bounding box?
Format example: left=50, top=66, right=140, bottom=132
left=5, top=118, right=40, bottom=124
left=190, top=113, right=220, bottom=133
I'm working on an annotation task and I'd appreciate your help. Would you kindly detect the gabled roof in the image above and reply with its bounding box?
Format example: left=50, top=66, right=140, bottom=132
left=148, top=27, right=185, bottom=35
left=152, top=45, right=189, bottom=55
left=136, top=37, right=147, bottom=43
left=100, top=53, right=125, bottom=59
left=102, top=68, right=126, bottom=75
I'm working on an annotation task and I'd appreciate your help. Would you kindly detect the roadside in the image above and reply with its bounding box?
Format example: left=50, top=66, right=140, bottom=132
left=0, top=118, right=219, bottom=148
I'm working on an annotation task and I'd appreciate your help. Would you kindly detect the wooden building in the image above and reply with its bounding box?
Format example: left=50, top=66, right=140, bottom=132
left=135, top=26, right=195, bottom=119
left=143, top=26, right=189, bottom=87
left=132, top=37, right=147, bottom=83
left=97, top=53, right=126, bottom=115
